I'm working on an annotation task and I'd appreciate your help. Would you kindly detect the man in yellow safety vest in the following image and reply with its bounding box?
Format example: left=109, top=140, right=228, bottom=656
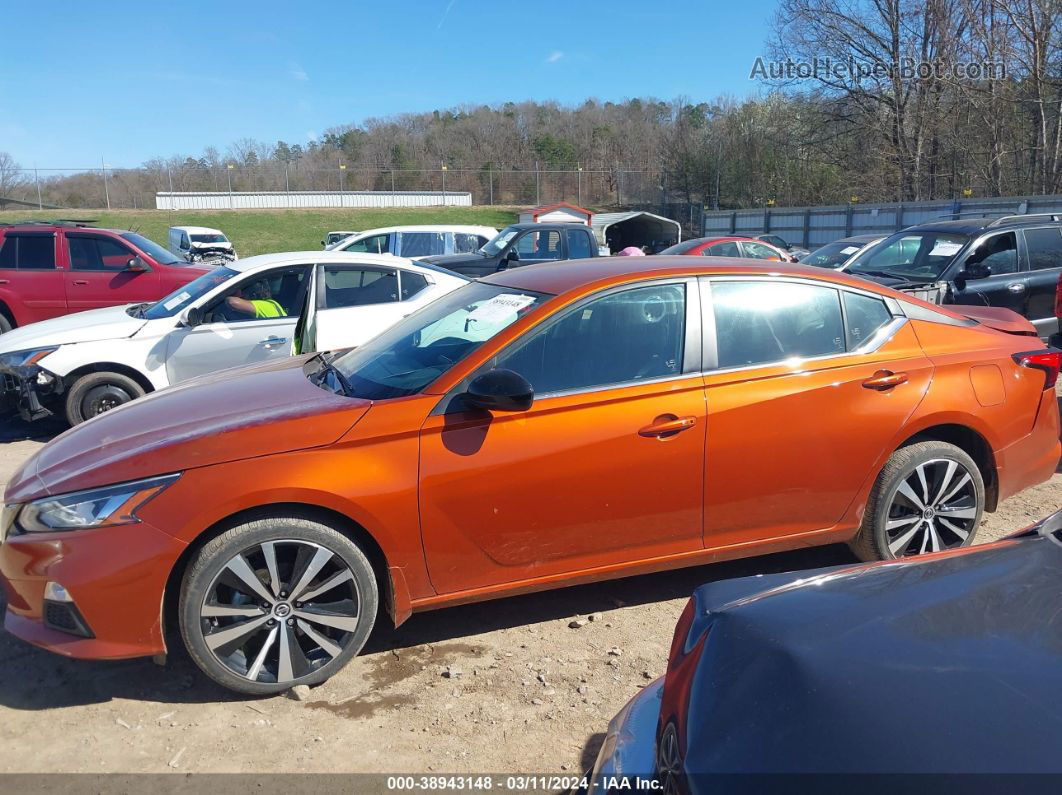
left=224, top=278, right=284, bottom=319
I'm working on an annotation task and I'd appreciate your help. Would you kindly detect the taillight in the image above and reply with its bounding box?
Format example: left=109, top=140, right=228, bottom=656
left=1014, top=349, right=1062, bottom=390
left=1055, top=273, right=1062, bottom=320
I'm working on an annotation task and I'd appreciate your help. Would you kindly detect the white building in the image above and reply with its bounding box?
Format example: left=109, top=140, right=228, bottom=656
left=517, top=202, right=593, bottom=225
left=156, top=191, right=473, bottom=211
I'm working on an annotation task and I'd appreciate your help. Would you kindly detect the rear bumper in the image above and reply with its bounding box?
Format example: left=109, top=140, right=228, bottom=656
left=996, top=388, right=1061, bottom=505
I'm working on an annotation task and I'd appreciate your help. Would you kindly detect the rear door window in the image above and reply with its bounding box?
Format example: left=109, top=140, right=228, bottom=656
left=399, top=232, right=445, bottom=258
left=322, top=266, right=399, bottom=308
left=741, top=242, right=784, bottom=260
left=843, top=292, right=894, bottom=347
left=712, top=281, right=845, bottom=368
left=400, top=271, right=429, bottom=300
left=706, top=242, right=740, bottom=257
left=454, top=233, right=485, bottom=254
left=1023, top=228, right=1062, bottom=271
left=0, top=234, right=57, bottom=269
left=566, top=229, right=593, bottom=258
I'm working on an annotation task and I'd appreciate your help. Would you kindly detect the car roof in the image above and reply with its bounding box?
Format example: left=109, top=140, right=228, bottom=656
left=227, top=250, right=469, bottom=279
left=0, top=222, right=128, bottom=235
left=170, top=225, right=225, bottom=234
left=348, top=224, right=497, bottom=236
left=831, top=234, right=885, bottom=244
left=901, top=215, right=1062, bottom=235
left=483, top=255, right=917, bottom=298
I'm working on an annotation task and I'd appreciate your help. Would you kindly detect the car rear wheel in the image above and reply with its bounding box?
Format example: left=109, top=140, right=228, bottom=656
left=0, top=314, right=12, bottom=334
left=179, top=515, right=378, bottom=695
left=851, top=441, right=984, bottom=561
left=64, top=371, right=145, bottom=426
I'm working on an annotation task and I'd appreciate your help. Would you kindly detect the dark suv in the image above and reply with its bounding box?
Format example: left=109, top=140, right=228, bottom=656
left=418, top=223, right=600, bottom=277
left=846, top=214, right=1062, bottom=338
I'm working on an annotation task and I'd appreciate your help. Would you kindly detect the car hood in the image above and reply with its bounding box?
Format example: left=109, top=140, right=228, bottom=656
left=5, top=355, right=371, bottom=502
left=418, top=253, right=493, bottom=267
left=0, top=305, right=147, bottom=353
left=670, top=529, right=1062, bottom=773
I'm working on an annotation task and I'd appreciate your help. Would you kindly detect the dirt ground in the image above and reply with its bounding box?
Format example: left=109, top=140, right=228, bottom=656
left=0, top=416, right=1059, bottom=776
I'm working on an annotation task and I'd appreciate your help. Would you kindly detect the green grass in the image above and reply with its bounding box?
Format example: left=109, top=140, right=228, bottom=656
left=0, top=207, right=519, bottom=257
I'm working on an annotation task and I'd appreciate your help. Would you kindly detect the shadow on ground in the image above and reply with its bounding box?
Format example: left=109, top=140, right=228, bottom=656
left=0, top=415, right=66, bottom=444
left=0, top=543, right=855, bottom=711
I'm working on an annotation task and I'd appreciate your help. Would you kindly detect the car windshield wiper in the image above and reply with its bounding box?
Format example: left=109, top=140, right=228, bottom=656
left=313, top=353, right=354, bottom=396
left=851, top=269, right=913, bottom=281
left=125, top=302, right=150, bottom=318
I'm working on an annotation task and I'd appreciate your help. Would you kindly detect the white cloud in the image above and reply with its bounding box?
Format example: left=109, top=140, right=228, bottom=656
left=546, top=51, right=564, bottom=64
left=305, top=130, right=318, bottom=142
left=290, top=64, right=309, bottom=81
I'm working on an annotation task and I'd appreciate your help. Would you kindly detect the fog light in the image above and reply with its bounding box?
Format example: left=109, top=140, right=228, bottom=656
left=44, top=581, right=73, bottom=602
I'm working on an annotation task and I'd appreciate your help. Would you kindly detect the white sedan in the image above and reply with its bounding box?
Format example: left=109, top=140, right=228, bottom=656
left=0, top=252, right=467, bottom=426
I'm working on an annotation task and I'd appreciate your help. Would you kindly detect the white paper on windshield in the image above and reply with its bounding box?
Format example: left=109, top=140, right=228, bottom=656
left=466, top=294, right=536, bottom=324
left=929, top=241, right=962, bottom=257
left=163, top=291, right=191, bottom=310
left=840, top=246, right=859, bottom=255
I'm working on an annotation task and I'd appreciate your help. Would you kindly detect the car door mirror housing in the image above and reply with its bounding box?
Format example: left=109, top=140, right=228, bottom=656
left=126, top=256, right=151, bottom=272
left=962, top=262, right=991, bottom=281
left=464, top=369, right=534, bottom=412
left=181, top=306, right=203, bottom=328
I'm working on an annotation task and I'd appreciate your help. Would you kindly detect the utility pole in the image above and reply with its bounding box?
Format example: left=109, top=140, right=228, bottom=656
left=577, top=165, right=583, bottom=206
left=488, top=165, right=493, bottom=205
left=391, top=169, right=396, bottom=202
left=535, top=161, right=540, bottom=205
left=339, top=163, right=347, bottom=201
left=101, top=157, right=111, bottom=210
left=441, top=164, right=447, bottom=205
left=227, top=163, right=234, bottom=209
left=34, top=167, right=42, bottom=209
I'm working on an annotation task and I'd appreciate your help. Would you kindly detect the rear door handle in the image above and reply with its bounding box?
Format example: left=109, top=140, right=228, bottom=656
left=638, top=415, right=697, bottom=437
left=73, top=280, right=89, bottom=286
left=260, top=336, right=288, bottom=348
left=862, top=370, right=908, bottom=391
left=1007, top=282, right=1026, bottom=293
left=0, top=279, right=8, bottom=285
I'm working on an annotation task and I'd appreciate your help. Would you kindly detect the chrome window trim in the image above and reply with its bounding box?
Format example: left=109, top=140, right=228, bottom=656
left=440, top=276, right=701, bottom=411
left=700, top=275, right=909, bottom=375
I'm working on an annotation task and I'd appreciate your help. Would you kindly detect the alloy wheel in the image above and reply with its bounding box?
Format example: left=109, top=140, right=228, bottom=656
left=199, top=540, right=362, bottom=685
left=885, top=458, right=978, bottom=558
left=656, top=722, right=684, bottom=795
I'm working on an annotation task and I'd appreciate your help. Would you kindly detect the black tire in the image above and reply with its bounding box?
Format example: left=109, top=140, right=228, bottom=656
left=179, top=515, right=378, bottom=696
left=0, top=314, right=12, bottom=334
left=63, top=371, right=145, bottom=426
left=850, top=441, right=984, bottom=562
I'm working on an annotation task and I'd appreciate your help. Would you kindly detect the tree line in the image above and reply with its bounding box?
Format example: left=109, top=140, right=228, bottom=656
left=1, top=0, right=1059, bottom=211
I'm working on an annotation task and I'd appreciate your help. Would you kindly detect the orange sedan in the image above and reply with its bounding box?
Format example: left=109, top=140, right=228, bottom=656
left=1, top=257, right=1059, bottom=693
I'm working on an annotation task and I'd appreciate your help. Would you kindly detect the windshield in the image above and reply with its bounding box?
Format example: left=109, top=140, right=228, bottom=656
left=143, top=266, right=239, bottom=320
left=191, top=233, right=229, bottom=244
left=847, top=232, right=970, bottom=281
left=327, top=283, right=552, bottom=399
left=479, top=226, right=521, bottom=256
left=803, top=241, right=870, bottom=269
left=121, top=232, right=183, bottom=265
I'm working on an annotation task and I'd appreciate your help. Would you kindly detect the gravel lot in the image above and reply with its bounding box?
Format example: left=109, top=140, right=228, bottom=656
left=0, top=414, right=1059, bottom=775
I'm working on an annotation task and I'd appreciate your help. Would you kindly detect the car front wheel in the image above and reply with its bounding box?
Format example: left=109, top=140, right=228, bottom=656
left=179, top=515, right=378, bottom=695
left=64, top=371, right=145, bottom=425
left=851, top=441, right=984, bottom=561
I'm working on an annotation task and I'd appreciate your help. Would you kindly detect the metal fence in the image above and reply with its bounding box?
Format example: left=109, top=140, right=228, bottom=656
left=703, top=195, right=1062, bottom=249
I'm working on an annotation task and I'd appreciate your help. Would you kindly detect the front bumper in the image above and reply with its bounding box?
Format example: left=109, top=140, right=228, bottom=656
left=0, top=517, right=188, bottom=659
left=588, top=678, right=663, bottom=794
left=0, top=365, right=60, bottom=421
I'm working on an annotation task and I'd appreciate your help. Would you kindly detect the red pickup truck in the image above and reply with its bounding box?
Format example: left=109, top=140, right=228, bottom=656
left=0, top=222, right=209, bottom=333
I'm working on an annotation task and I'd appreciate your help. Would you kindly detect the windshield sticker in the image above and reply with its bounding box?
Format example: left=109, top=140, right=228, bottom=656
left=465, top=294, right=537, bottom=325
left=929, top=241, right=963, bottom=257
left=163, top=291, right=191, bottom=310
left=840, top=246, right=859, bottom=255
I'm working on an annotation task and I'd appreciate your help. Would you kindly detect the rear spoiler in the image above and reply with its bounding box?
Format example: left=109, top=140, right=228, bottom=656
left=954, top=306, right=1038, bottom=336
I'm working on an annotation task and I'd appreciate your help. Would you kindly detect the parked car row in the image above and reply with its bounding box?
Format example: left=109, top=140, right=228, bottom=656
left=1, top=254, right=1057, bottom=702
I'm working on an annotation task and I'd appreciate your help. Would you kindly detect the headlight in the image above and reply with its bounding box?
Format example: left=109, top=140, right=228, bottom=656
left=0, top=347, right=58, bottom=370
left=18, top=474, right=180, bottom=533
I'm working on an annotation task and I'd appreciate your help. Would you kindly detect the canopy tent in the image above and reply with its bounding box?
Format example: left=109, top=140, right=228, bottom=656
left=591, top=212, right=682, bottom=254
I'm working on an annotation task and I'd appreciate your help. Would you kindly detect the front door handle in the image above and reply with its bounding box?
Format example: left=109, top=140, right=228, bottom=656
left=638, top=415, right=697, bottom=438
left=260, top=336, right=288, bottom=348
left=0, top=279, right=9, bottom=285
left=1007, top=282, right=1026, bottom=294
left=862, top=370, right=908, bottom=391
left=73, top=279, right=89, bottom=286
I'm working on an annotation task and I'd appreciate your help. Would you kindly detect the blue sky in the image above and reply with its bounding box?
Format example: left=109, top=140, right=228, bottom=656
left=0, top=0, right=778, bottom=169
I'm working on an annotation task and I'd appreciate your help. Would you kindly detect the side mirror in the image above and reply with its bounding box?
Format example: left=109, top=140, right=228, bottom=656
left=464, top=369, right=534, bottom=412
left=126, top=256, right=150, bottom=272
left=962, top=261, right=990, bottom=281
left=181, top=306, right=203, bottom=328
left=506, top=249, right=520, bottom=263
